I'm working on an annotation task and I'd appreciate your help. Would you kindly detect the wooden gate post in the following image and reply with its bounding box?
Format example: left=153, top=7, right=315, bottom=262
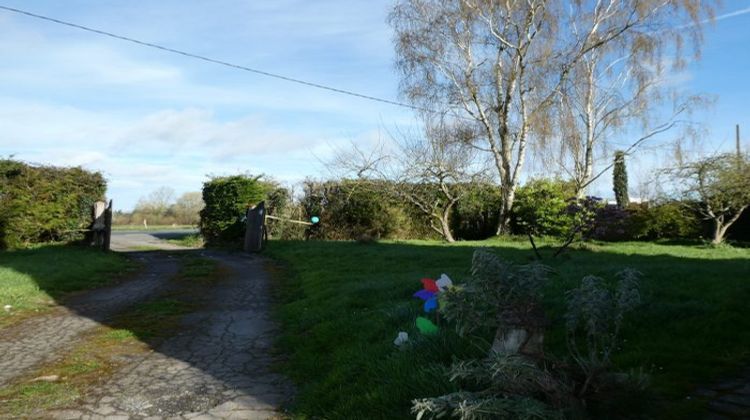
left=103, top=199, right=113, bottom=251
left=92, top=201, right=107, bottom=247
left=244, top=201, right=265, bottom=253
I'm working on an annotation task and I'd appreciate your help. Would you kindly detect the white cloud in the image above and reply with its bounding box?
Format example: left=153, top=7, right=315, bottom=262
left=0, top=101, right=335, bottom=209
left=0, top=1, right=420, bottom=210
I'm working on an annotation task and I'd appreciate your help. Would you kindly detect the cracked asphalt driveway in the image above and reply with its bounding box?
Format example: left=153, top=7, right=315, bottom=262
left=0, top=232, right=293, bottom=419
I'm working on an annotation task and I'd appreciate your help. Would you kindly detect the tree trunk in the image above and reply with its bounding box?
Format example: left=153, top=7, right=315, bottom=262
left=440, top=215, right=455, bottom=243
left=578, top=60, right=596, bottom=199
left=711, top=207, right=747, bottom=245
left=711, top=219, right=726, bottom=245
left=496, top=185, right=516, bottom=235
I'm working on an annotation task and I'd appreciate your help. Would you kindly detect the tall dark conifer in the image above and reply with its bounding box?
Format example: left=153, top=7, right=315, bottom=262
left=613, top=151, right=629, bottom=208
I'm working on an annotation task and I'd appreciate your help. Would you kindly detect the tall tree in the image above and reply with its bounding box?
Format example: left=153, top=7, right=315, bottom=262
left=668, top=153, right=750, bottom=245
left=389, top=0, right=715, bottom=234
left=135, top=186, right=175, bottom=215
left=171, top=192, right=204, bottom=225
left=613, top=151, right=629, bottom=208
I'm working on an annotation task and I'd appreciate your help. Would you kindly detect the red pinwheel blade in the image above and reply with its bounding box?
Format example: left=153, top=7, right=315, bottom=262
left=421, top=278, right=439, bottom=292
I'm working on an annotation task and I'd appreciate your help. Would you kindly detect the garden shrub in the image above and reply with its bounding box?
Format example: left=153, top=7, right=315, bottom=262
left=414, top=251, right=644, bottom=419
left=629, top=201, right=700, bottom=240
left=590, top=204, right=634, bottom=241
left=300, top=179, right=431, bottom=240
left=263, top=184, right=308, bottom=240
left=450, top=183, right=504, bottom=240
left=512, top=178, right=578, bottom=237
left=0, top=159, right=106, bottom=249
left=199, top=175, right=267, bottom=245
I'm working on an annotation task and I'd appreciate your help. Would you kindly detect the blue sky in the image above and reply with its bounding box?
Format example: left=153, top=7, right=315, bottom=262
left=0, top=1, right=748, bottom=210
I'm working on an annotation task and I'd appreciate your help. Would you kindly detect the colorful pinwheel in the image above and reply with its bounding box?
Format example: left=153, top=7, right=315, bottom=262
left=412, top=274, right=453, bottom=335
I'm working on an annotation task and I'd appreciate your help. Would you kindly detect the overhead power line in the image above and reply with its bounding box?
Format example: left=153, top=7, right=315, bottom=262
left=0, top=4, right=427, bottom=113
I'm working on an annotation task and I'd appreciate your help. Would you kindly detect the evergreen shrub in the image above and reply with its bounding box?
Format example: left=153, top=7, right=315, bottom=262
left=0, top=159, right=106, bottom=249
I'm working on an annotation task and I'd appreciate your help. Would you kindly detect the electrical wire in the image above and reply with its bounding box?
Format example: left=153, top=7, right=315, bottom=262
left=0, top=4, right=430, bottom=113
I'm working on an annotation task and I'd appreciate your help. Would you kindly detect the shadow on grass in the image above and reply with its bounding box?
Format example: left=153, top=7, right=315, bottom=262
left=0, top=237, right=286, bottom=417
left=263, top=239, right=750, bottom=419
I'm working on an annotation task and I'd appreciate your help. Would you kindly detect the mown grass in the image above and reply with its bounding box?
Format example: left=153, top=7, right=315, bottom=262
left=0, top=245, right=131, bottom=326
left=266, top=238, right=750, bottom=419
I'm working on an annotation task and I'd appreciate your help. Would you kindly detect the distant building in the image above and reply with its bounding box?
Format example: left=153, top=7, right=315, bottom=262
left=605, top=197, right=648, bottom=206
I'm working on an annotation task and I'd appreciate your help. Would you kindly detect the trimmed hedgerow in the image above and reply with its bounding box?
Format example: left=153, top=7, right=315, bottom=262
left=0, top=159, right=106, bottom=249
left=449, top=183, right=504, bottom=240
left=299, top=179, right=507, bottom=241
left=300, top=179, right=432, bottom=241
left=199, top=175, right=268, bottom=245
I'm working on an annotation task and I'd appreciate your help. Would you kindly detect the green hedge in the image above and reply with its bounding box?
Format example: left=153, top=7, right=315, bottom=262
left=300, top=180, right=504, bottom=241
left=0, top=159, right=106, bottom=249
left=449, top=183, right=503, bottom=240
left=199, top=175, right=268, bottom=245
left=198, top=174, right=719, bottom=244
left=629, top=201, right=701, bottom=240
left=300, top=180, right=431, bottom=240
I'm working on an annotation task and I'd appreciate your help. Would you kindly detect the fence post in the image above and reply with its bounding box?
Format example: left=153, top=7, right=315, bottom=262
left=244, top=201, right=265, bottom=253
left=103, top=199, right=113, bottom=251
left=91, top=201, right=107, bottom=247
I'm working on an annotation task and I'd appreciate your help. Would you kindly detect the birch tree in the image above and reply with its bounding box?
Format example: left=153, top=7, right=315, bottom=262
left=389, top=0, right=716, bottom=234
left=551, top=0, right=712, bottom=198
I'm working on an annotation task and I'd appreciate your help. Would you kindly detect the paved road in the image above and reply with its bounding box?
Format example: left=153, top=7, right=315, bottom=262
left=1, top=232, right=292, bottom=419
left=110, top=230, right=198, bottom=252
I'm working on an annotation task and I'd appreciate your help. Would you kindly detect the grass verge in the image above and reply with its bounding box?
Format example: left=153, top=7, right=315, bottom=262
left=0, top=245, right=132, bottom=327
left=167, top=233, right=204, bottom=248
left=266, top=238, right=750, bottom=419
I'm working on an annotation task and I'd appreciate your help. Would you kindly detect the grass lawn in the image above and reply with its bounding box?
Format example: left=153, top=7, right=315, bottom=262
left=0, top=245, right=131, bottom=326
left=266, top=238, right=750, bottom=419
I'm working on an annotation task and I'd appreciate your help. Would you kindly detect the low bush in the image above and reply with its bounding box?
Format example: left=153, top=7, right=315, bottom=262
left=264, top=184, right=309, bottom=240
left=0, top=159, right=106, bottom=249
left=415, top=251, right=644, bottom=419
left=630, top=201, right=701, bottom=240
left=512, top=179, right=578, bottom=237
left=590, top=204, right=633, bottom=241
left=300, top=179, right=431, bottom=240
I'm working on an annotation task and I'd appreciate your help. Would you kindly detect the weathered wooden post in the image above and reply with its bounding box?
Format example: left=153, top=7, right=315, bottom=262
left=103, top=200, right=113, bottom=251
left=244, top=201, right=265, bottom=253
left=91, top=201, right=107, bottom=247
